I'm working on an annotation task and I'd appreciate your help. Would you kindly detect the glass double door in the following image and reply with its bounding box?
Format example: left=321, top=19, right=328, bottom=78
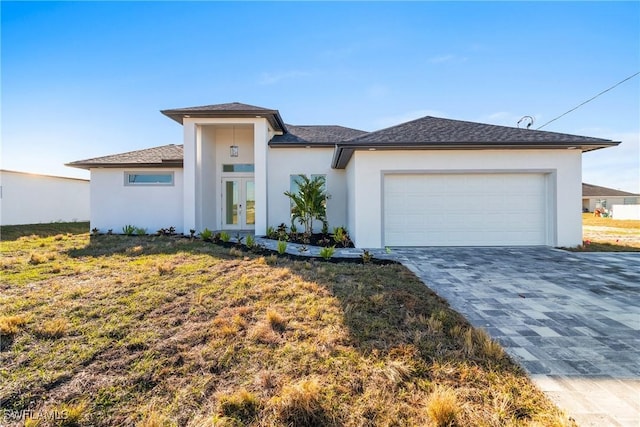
left=222, top=177, right=255, bottom=229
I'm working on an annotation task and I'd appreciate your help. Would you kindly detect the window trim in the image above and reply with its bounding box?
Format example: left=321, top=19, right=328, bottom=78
left=124, top=171, right=175, bottom=186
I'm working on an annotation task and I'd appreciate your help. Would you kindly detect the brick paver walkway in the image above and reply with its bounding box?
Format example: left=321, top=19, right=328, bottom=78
left=393, top=247, right=640, bottom=427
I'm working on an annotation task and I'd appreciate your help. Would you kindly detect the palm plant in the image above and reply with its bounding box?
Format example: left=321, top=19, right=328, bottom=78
left=284, top=175, right=327, bottom=234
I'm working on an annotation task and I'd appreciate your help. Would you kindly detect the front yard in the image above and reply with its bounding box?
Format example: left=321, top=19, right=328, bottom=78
left=579, top=213, right=640, bottom=251
left=0, top=224, right=574, bottom=426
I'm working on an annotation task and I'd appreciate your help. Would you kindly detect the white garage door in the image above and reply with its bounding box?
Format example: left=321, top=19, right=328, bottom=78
left=384, top=173, right=548, bottom=246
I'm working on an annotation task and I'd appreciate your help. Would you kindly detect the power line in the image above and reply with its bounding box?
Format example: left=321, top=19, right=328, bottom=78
left=536, top=71, right=640, bottom=130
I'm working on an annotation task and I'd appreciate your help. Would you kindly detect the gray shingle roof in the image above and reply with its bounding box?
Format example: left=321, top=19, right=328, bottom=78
left=270, top=124, right=367, bottom=145
left=69, top=104, right=621, bottom=170
left=346, top=116, right=614, bottom=144
left=163, top=102, right=276, bottom=113
left=331, top=116, right=619, bottom=168
left=67, top=144, right=183, bottom=169
left=582, top=183, right=639, bottom=197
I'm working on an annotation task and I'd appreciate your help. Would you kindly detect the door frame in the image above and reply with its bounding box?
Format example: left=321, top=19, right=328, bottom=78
left=221, top=175, right=255, bottom=230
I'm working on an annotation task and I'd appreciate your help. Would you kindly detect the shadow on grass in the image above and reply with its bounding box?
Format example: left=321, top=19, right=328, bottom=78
left=54, top=234, right=564, bottom=425
left=0, top=222, right=89, bottom=241
left=67, top=235, right=518, bottom=368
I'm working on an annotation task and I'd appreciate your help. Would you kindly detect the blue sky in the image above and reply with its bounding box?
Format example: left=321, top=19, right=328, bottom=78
left=2, top=1, right=639, bottom=192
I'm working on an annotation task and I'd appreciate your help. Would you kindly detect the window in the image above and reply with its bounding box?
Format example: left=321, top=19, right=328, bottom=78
left=289, top=174, right=326, bottom=193
left=125, top=172, right=174, bottom=186
left=289, top=174, right=326, bottom=211
left=222, top=164, right=255, bottom=173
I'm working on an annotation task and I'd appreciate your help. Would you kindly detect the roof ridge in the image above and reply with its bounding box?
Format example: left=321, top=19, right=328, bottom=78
left=344, top=114, right=616, bottom=144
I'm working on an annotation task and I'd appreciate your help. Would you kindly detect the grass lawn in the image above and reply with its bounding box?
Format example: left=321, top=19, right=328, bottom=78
left=576, top=213, right=640, bottom=252
left=1, top=224, right=574, bottom=426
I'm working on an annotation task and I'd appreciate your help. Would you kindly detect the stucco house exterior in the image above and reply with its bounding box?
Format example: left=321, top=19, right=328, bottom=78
left=582, top=182, right=639, bottom=213
left=0, top=169, right=89, bottom=226
left=67, top=102, right=619, bottom=248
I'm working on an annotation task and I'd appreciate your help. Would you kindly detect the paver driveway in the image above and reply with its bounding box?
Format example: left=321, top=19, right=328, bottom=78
left=393, top=247, right=640, bottom=427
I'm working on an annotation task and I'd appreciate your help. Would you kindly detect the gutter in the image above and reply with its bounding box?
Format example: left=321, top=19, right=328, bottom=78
left=65, top=161, right=184, bottom=170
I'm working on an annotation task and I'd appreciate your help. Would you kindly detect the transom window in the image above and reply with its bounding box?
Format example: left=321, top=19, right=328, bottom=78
left=125, top=172, right=174, bottom=186
left=222, top=164, right=255, bottom=173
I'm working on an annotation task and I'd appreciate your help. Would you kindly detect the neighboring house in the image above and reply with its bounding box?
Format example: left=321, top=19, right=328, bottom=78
left=67, top=102, right=619, bottom=248
left=0, top=169, right=89, bottom=226
left=582, top=182, right=640, bottom=212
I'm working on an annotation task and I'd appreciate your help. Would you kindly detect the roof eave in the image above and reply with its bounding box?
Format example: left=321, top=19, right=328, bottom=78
left=160, top=109, right=286, bottom=132
left=331, top=141, right=621, bottom=169
left=65, top=161, right=183, bottom=170
left=269, top=141, right=336, bottom=148
left=331, top=146, right=354, bottom=169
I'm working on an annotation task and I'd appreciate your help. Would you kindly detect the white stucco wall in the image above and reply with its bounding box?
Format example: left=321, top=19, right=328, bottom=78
left=612, top=204, right=640, bottom=220
left=0, top=170, right=89, bottom=225
left=346, top=159, right=357, bottom=238
left=267, top=147, right=348, bottom=232
left=345, top=149, right=582, bottom=248
left=583, top=196, right=639, bottom=212
left=199, top=125, right=255, bottom=230
left=182, top=117, right=272, bottom=234
left=89, top=168, right=183, bottom=234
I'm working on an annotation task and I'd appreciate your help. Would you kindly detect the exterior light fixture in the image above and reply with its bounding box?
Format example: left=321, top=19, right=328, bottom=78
left=230, top=145, right=239, bottom=157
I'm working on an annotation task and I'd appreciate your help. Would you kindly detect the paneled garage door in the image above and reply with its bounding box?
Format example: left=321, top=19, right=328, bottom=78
left=384, top=173, right=549, bottom=246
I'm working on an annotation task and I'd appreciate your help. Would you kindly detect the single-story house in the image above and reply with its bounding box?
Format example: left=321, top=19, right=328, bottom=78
left=0, top=169, right=89, bottom=226
left=582, top=182, right=639, bottom=212
left=67, top=102, right=619, bottom=248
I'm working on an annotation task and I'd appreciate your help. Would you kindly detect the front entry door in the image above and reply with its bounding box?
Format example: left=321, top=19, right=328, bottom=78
left=222, top=177, right=255, bottom=230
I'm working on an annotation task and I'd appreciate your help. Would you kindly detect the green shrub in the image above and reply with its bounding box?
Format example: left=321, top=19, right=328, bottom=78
left=220, top=231, right=231, bottom=243
left=275, top=223, right=289, bottom=241
left=333, top=226, right=351, bottom=247
left=134, top=227, right=147, bottom=236
left=319, top=246, right=335, bottom=260
left=284, top=174, right=327, bottom=234
left=245, top=235, right=255, bottom=248
left=277, top=240, right=287, bottom=255
left=122, top=225, right=135, bottom=236
left=200, top=228, right=213, bottom=242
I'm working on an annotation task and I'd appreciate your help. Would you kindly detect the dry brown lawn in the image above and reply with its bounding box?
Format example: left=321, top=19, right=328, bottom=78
left=0, top=223, right=575, bottom=426
left=580, top=213, right=640, bottom=251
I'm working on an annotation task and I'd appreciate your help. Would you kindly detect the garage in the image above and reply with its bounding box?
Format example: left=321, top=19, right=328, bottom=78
left=383, top=173, right=549, bottom=246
